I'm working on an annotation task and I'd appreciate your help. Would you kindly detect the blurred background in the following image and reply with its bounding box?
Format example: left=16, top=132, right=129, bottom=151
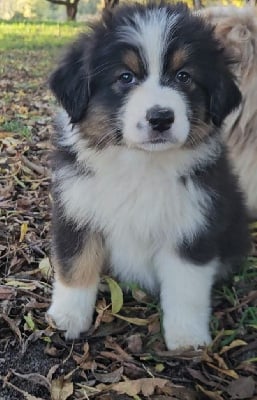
left=0, top=0, right=255, bottom=22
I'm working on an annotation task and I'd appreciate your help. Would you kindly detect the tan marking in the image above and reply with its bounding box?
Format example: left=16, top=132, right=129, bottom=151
left=123, top=50, right=141, bottom=75
left=53, top=233, right=105, bottom=288
left=171, top=48, right=188, bottom=71
left=80, top=105, right=117, bottom=149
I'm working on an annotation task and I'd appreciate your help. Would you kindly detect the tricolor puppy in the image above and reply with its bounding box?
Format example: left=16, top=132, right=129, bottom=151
left=48, top=1, right=250, bottom=350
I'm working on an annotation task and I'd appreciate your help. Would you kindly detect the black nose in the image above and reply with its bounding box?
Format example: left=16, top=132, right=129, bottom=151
left=146, top=106, right=175, bottom=132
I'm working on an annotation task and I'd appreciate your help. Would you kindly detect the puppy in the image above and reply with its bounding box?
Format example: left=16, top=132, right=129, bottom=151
left=201, top=6, right=257, bottom=219
left=48, top=1, right=250, bottom=350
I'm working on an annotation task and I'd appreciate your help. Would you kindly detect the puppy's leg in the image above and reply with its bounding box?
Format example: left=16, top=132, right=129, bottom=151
left=156, top=252, right=217, bottom=350
left=48, top=221, right=105, bottom=340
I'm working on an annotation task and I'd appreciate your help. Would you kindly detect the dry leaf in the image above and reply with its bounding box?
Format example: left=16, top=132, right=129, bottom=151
left=93, top=366, right=124, bottom=383
left=6, top=280, right=37, bottom=290
left=51, top=377, right=73, bottom=400
left=99, top=377, right=170, bottom=396
left=212, top=353, right=229, bottom=370
left=11, top=370, right=50, bottom=391
left=115, top=377, right=169, bottom=396
left=219, top=339, right=247, bottom=354
left=19, top=222, right=28, bottom=242
left=113, top=314, right=149, bottom=326
left=197, top=384, right=224, bottom=400
left=227, top=376, right=256, bottom=399
left=207, top=362, right=239, bottom=379
left=127, top=334, right=143, bottom=353
left=0, top=313, right=22, bottom=343
left=0, top=286, right=16, bottom=300
left=39, top=257, right=52, bottom=279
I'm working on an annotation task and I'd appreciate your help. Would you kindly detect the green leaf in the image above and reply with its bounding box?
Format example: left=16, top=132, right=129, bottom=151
left=104, top=276, right=124, bottom=314
left=24, top=312, right=36, bottom=331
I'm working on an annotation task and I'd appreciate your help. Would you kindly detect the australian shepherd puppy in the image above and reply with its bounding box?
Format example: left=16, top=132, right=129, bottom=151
left=201, top=6, right=257, bottom=219
left=47, top=1, right=250, bottom=350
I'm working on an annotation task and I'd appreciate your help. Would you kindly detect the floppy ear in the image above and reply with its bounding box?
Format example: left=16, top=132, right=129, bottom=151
left=210, top=72, right=242, bottom=127
left=50, top=36, right=91, bottom=124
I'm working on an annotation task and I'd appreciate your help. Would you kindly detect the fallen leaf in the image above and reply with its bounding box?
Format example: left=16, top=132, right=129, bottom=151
left=39, top=257, right=52, bottom=279
left=94, top=298, right=113, bottom=330
left=207, top=362, right=239, bottom=379
left=19, top=222, right=28, bottom=242
left=0, top=286, right=16, bottom=300
left=227, top=376, right=256, bottom=399
left=5, top=280, right=37, bottom=290
left=73, top=342, right=90, bottom=368
left=155, top=363, right=165, bottom=373
left=212, top=353, right=230, bottom=370
left=104, top=276, right=123, bottom=314
left=51, top=377, right=73, bottom=400
left=197, top=384, right=224, bottom=400
left=113, top=314, right=148, bottom=326
left=148, top=313, right=160, bottom=334
left=11, top=370, right=50, bottom=391
left=24, top=312, right=36, bottom=331
left=0, top=313, right=22, bottom=343
left=93, top=366, right=124, bottom=383
left=98, top=377, right=170, bottom=397
left=105, top=337, right=133, bottom=361
left=186, top=368, right=215, bottom=387
left=132, top=287, right=149, bottom=303
left=0, top=131, right=14, bottom=138
left=127, top=334, right=143, bottom=353
left=220, top=339, right=247, bottom=355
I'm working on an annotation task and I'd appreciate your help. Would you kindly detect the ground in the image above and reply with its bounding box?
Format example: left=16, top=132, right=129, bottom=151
left=0, top=21, right=257, bottom=400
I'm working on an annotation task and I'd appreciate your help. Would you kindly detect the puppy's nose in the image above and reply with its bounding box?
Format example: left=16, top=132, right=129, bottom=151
left=146, top=106, right=174, bottom=132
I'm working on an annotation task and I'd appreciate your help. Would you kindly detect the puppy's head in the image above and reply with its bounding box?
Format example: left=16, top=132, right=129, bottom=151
left=50, top=1, right=241, bottom=152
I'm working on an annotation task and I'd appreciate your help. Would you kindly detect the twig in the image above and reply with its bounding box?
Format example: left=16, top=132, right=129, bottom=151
left=21, top=155, right=49, bottom=176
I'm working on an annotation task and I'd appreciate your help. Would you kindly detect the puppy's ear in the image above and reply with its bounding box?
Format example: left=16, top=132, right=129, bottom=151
left=50, top=36, right=91, bottom=124
left=210, top=71, right=242, bottom=127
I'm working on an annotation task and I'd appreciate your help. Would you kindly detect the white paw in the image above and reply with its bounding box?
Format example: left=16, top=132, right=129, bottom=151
left=47, top=304, right=92, bottom=340
left=164, top=327, right=211, bottom=350
left=47, top=280, right=97, bottom=340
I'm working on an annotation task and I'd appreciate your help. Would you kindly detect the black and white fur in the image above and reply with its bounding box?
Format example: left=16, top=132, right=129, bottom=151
left=48, top=1, right=250, bottom=350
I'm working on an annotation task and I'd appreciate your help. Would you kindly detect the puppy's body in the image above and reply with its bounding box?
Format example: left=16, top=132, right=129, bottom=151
left=202, top=6, right=257, bottom=218
left=48, top=2, right=250, bottom=350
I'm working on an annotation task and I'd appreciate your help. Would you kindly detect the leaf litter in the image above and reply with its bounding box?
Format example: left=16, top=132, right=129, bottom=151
left=0, top=31, right=257, bottom=400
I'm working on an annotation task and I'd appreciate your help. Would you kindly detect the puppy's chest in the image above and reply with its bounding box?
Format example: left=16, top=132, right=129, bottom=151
left=86, top=163, right=206, bottom=245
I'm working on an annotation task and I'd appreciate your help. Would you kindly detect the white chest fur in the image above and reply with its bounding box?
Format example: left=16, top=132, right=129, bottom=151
left=57, top=144, right=212, bottom=290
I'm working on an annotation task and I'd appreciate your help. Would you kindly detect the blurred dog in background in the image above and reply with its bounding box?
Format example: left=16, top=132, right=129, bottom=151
left=201, top=5, right=257, bottom=219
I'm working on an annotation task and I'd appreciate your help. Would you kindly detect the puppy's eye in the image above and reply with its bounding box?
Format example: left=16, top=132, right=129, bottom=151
left=176, top=71, right=191, bottom=84
left=118, top=72, right=136, bottom=86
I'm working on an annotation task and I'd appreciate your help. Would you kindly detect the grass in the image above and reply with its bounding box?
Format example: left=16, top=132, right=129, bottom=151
left=0, top=20, right=81, bottom=136
left=0, top=20, right=84, bottom=50
left=1, top=120, right=32, bottom=138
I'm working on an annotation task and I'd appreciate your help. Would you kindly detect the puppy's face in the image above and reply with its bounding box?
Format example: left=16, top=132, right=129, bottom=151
left=51, top=2, right=241, bottom=152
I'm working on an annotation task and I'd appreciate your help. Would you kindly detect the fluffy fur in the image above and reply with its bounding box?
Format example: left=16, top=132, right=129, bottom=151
left=48, top=1, right=250, bottom=350
left=201, top=5, right=257, bottom=218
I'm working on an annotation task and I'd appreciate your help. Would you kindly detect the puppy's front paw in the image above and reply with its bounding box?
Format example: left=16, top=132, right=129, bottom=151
left=47, top=281, right=96, bottom=340
left=164, top=326, right=211, bottom=351
left=47, top=303, right=92, bottom=340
